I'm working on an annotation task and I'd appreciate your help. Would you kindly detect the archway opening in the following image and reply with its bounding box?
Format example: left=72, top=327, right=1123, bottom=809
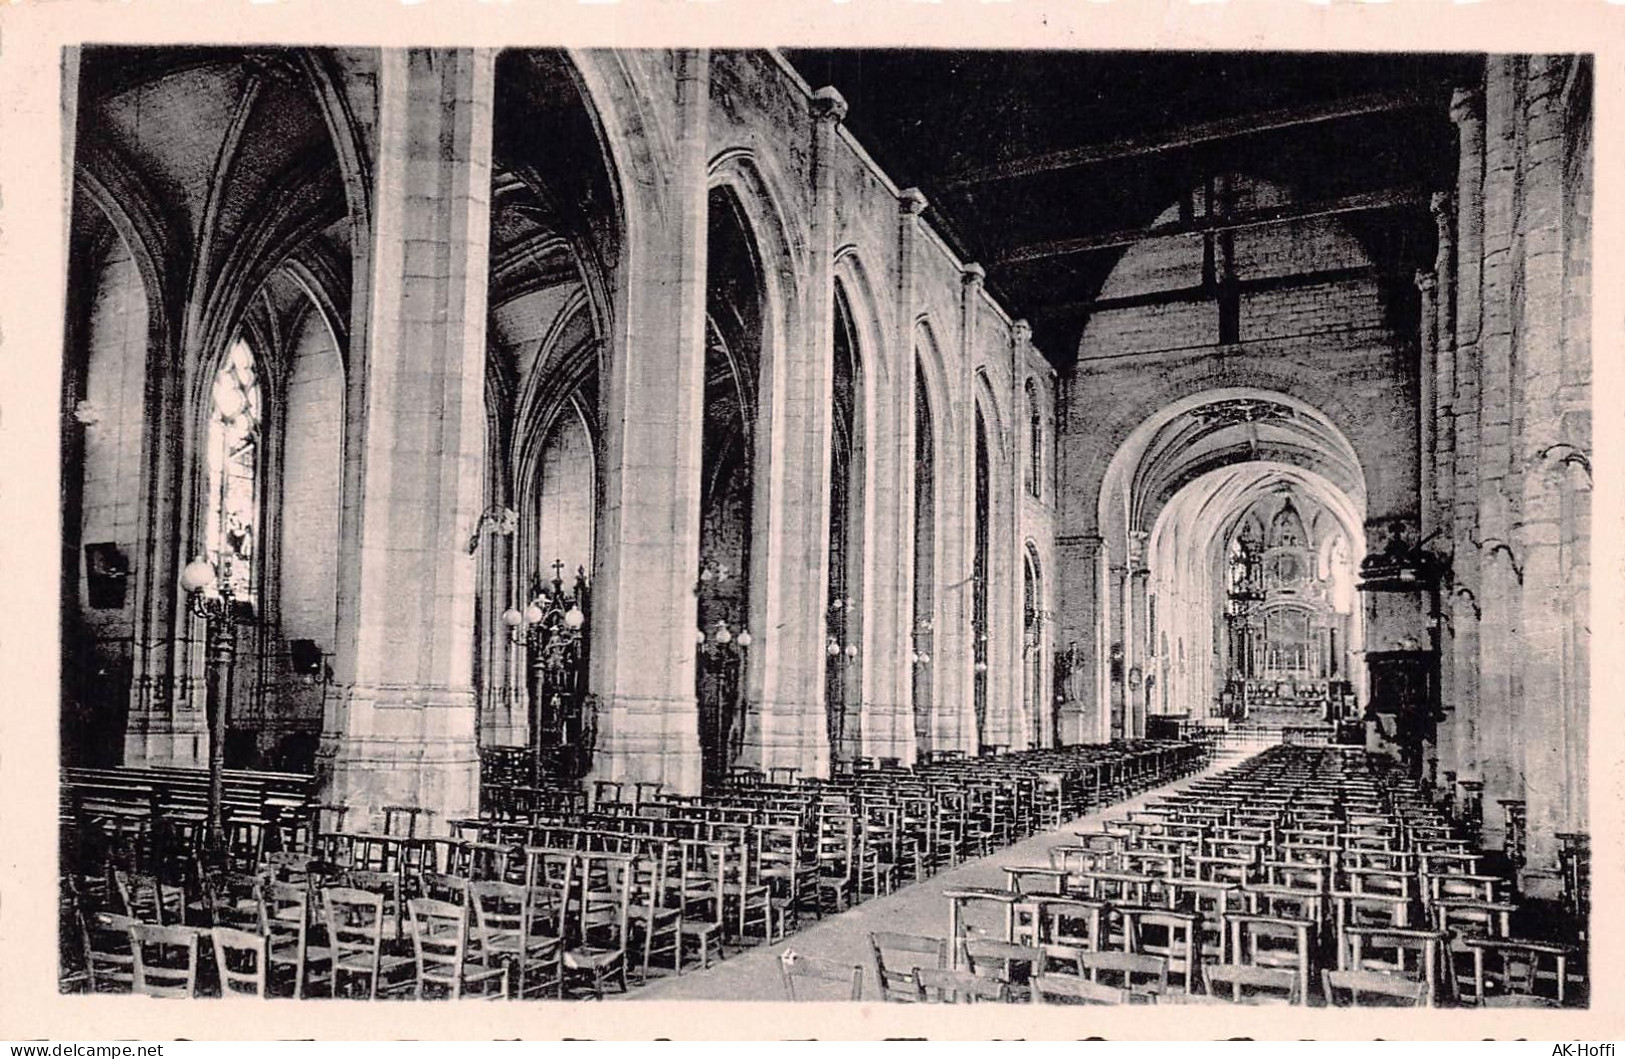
left=695, top=185, right=764, bottom=788
left=825, top=283, right=865, bottom=766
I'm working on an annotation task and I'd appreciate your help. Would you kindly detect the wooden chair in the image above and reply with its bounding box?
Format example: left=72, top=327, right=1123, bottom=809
left=1076, top=949, right=1169, bottom=1000
left=778, top=949, right=864, bottom=1001
left=323, top=886, right=414, bottom=999
left=916, top=967, right=1008, bottom=1004
left=626, top=844, right=682, bottom=983
left=1340, top=926, right=1445, bottom=1007
left=1322, top=968, right=1428, bottom=1007
left=1121, top=908, right=1201, bottom=993
left=815, top=812, right=857, bottom=914
left=82, top=910, right=138, bottom=993
left=211, top=926, right=270, bottom=997
left=129, top=923, right=201, bottom=998
left=564, top=852, right=632, bottom=998
left=1029, top=973, right=1127, bottom=1005
left=259, top=878, right=332, bottom=999
left=1203, top=963, right=1300, bottom=1005
left=114, top=868, right=183, bottom=925
left=869, top=931, right=948, bottom=1003
left=1461, top=937, right=1579, bottom=1007
left=471, top=879, right=565, bottom=998
left=407, top=897, right=509, bottom=999
left=963, top=938, right=1042, bottom=1002
left=677, top=840, right=726, bottom=971
left=1225, top=914, right=1313, bottom=1006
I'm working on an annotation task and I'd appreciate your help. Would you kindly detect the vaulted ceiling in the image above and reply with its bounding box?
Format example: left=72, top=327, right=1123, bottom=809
left=785, top=49, right=1482, bottom=367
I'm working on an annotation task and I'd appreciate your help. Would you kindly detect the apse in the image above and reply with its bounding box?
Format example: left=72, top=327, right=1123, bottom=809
left=1147, top=462, right=1367, bottom=725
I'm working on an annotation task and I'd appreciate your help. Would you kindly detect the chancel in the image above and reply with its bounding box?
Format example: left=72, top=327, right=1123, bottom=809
left=57, top=46, right=1591, bottom=1006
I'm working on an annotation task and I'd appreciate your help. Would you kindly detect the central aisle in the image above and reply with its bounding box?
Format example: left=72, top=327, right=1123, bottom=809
left=623, top=746, right=1259, bottom=1001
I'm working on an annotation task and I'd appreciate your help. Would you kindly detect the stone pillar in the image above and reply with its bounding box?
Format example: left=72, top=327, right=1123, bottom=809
left=318, top=49, right=496, bottom=831
left=753, top=86, right=842, bottom=777
left=897, top=187, right=930, bottom=764
left=947, top=263, right=985, bottom=754
left=1448, top=84, right=1486, bottom=794
left=589, top=49, right=710, bottom=795
left=1415, top=271, right=1439, bottom=536
left=1430, top=191, right=1461, bottom=782
left=1125, top=530, right=1149, bottom=738
left=1516, top=55, right=1571, bottom=896
left=1474, top=59, right=1523, bottom=849
left=1054, top=534, right=1102, bottom=745
left=1107, top=560, right=1127, bottom=739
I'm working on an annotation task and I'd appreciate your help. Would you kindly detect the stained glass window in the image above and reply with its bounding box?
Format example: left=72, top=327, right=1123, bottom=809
left=204, top=340, right=262, bottom=600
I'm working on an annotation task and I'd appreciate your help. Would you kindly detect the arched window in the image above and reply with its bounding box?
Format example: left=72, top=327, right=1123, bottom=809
left=204, top=339, right=263, bottom=600
left=1025, top=379, right=1043, bottom=499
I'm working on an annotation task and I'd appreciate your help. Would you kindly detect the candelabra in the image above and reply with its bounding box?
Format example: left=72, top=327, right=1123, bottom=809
left=178, top=556, right=256, bottom=858
left=910, top=618, right=933, bottom=667
left=502, top=560, right=589, bottom=784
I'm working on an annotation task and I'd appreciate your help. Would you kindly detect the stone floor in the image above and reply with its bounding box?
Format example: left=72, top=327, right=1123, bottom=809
left=623, top=747, right=1259, bottom=1001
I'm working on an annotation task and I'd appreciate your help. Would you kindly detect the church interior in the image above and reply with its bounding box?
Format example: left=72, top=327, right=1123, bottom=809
left=56, top=46, right=1592, bottom=1006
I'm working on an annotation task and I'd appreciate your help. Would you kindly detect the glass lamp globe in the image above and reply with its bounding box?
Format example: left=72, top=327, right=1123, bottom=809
left=179, top=558, right=217, bottom=594
left=696, top=628, right=708, bottom=645
left=826, top=638, right=841, bottom=657
left=501, top=608, right=523, bottom=628
left=714, top=623, right=733, bottom=645
left=563, top=605, right=586, bottom=630
left=736, top=629, right=751, bottom=648
left=845, top=644, right=859, bottom=659
left=524, top=603, right=545, bottom=625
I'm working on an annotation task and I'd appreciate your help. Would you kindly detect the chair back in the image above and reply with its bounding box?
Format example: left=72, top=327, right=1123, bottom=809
left=1204, top=962, right=1299, bottom=1005
left=916, top=967, right=1008, bottom=1003
left=408, top=897, right=472, bottom=997
left=1029, top=973, right=1126, bottom=1005
left=83, top=910, right=138, bottom=992
left=212, top=926, right=269, bottom=997
left=869, top=932, right=948, bottom=1002
left=778, top=949, right=864, bottom=1001
left=129, top=923, right=200, bottom=998
left=1322, top=968, right=1428, bottom=1007
left=323, top=886, right=385, bottom=995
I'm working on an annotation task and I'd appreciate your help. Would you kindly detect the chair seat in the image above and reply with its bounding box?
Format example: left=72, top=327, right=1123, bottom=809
left=564, top=947, right=624, bottom=970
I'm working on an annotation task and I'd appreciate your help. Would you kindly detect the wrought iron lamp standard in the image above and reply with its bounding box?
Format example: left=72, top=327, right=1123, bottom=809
left=179, top=556, right=255, bottom=859
left=502, top=560, right=589, bottom=786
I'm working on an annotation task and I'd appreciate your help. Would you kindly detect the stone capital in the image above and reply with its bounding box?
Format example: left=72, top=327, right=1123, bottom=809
left=1449, top=86, right=1482, bottom=127
left=899, top=187, right=930, bottom=217
left=1430, top=190, right=1454, bottom=220
left=812, top=86, right=849, bottom=125
left=1415, top=270, right=1438, bottom=295
left=1012, top=319, right=1032, bottom=347
left=961, top=262, right=986, bottom=289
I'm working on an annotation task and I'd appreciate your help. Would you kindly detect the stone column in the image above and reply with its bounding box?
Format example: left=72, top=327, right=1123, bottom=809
left=1053, top=533, right=1102, bottom=745
left=1448, top=84, right=1486, bottom=795
left=1415, top=271, right=1439, bottom=536
left=897, top=187, right=930, bottom=764
left=318, top=49, right=496, bottom=831
left=588, top=49, right=710, bottom=794
left=1429, top=191, right=1461, bottom=782
left=1474, top=59, right=1523, bottom=849
left=946, top=263, right=985, bottom=754
left=1516, top=55, right=1571, bottom=896
left=754, top=85, right=842, bottom=778
left=1125, top=530, right=1149, bottom=738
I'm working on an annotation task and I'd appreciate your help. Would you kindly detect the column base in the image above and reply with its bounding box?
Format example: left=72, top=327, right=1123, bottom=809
left=317, top=683, right=480, bottom=834
left=123, top=697, right=208, bottom=767
left=591, top=693, right=702, bottom=795
left=757, top=697, right=829, bottom=779
left=860, top=697, right=917, bottom=767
